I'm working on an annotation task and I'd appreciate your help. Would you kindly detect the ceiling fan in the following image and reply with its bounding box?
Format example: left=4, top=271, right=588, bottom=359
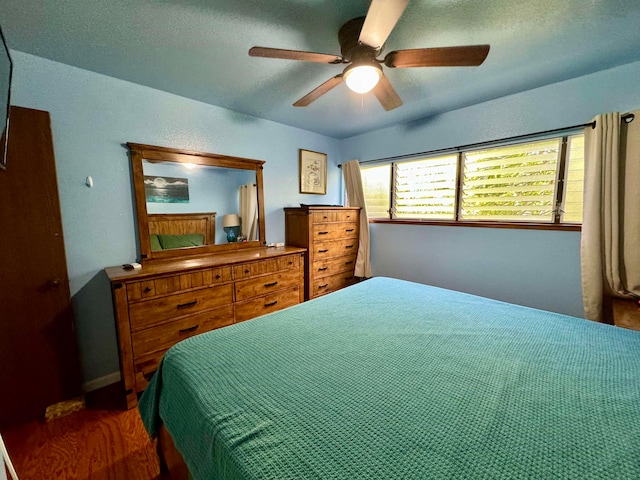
left=248, top=0, right=490, bottom=111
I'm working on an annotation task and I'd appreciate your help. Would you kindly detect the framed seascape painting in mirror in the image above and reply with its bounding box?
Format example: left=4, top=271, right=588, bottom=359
left=0, top=25, right=13, bottom=170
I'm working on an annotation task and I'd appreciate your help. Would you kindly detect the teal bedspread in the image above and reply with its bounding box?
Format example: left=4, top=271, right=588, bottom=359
left=139, top=277, right=640, bottom=479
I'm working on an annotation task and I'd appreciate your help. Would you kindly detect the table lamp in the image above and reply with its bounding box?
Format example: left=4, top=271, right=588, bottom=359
left=222, top=214, right=241, bottom=243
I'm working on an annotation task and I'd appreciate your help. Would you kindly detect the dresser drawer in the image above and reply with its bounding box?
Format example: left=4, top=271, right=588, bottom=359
left=127, top=266, right=232, bottom=302
left=235, top=269, right=301, bottom=301
left=234, top=254, right=300, bottom=280
left=235, top=287, right=300, bottom=322
left=313, top=271, right=357, bottom=297
left=129, top=284, right=233, bottom=331
left=313, top=238, right=358, bottom=260
left=313, top=222, right=358, bottom=241
left=131, top=305, right=234, bottom=359
left=312, top=210, right=358, bottom=223
left=313, top=254, right=357, bottom=279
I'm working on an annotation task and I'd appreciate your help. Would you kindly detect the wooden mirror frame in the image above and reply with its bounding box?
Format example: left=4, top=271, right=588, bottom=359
left=128, top=143, right=266, bottom=262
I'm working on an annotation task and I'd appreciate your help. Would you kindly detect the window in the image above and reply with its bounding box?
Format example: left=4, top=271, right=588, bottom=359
left=361, top=133, right=584, bottom=226
left=394, top=155, right=457, bottom=220
left=460, top=139, right=560, bottom=222
left=360, top=164, right=391, bottom=218
left=561, top=135, right=584, bottom=223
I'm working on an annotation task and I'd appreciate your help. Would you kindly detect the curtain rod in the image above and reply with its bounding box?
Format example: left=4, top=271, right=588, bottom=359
left=339, top=112, right=634, bottom=167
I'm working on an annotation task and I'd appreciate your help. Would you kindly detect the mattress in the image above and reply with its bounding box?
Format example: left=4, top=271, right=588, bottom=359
left=139, top=277, right=640, bottom=479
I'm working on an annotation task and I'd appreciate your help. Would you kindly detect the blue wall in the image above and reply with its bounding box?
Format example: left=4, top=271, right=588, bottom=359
left=11, top=51, right=342, bottom=386
left=11, top=48, right=640, bottom=385
left=342, top=60, right=640, bottom=319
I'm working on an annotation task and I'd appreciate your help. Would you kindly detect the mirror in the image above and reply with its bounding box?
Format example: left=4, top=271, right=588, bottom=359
left=128, top=143, right=266, bottom=262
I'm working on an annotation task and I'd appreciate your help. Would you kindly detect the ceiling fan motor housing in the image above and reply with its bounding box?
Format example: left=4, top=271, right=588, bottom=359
left=338, top=17, right=382, bottom=62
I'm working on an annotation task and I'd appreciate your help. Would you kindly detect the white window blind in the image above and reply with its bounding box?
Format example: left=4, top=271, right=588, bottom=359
left=460, top=139, right=561, bottom=222
left=394, top=155, right=457, bottom=219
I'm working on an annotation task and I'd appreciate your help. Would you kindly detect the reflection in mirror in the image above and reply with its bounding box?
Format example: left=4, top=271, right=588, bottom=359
left=127, top=143, right=266, bottom=262
left=142, top=160, right=258, bottom=245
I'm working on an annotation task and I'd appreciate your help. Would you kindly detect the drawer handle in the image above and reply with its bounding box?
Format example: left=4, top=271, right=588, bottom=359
left=318, top=284, right=329, bottom=289
left=264, top=281, right=278, bottom=288
left=143, top=287, right=152, bottom=293
left=177, top=300, right=198, bottom=309
left=215, top=274, right=221, bottom=279
left=179, top=324, right=199, bottom=334
left=318, top=231, right=329, bottom=235
left=288, top=260, right=293, bottom=265
left=318, top=267, right=328, bottom=271
left=245, top=269, right=250, bottom=274
left=318, top=249, right=328, bottom=253
left=345, top=260, right=354, bottom=265
left=345, top=245, right=354, bottom=249
left=345, top=229, right=354, bottom=232
left=264, top=301, right=278, bottom=308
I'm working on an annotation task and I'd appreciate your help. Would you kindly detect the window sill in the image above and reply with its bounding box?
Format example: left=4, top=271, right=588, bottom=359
left=368, top=218, right=581, bottom=232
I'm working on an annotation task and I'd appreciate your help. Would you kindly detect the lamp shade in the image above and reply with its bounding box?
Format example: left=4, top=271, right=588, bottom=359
left=344, top=63, right=382, bottom=94
left=222, top=214, right=240, bottom=227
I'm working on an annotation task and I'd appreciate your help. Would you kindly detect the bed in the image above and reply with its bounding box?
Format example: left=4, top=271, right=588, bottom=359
left=139, top=277, right=640, bottom=479
left=148, top=212, right=216, bottom=250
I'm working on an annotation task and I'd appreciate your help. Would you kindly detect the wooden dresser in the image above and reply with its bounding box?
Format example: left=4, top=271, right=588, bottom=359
left=106, top=246, right=305, bottom=408
left=285, top=206, right=360, bottom=300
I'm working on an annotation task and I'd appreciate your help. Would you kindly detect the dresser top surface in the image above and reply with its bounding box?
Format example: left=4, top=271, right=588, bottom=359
left=105, top=246, right=305, bottom=282
left=284, top=206, right=361, bottom=212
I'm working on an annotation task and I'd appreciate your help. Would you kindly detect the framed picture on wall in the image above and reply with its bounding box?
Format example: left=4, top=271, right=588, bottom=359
left=299, top=149, right=327, bottom=195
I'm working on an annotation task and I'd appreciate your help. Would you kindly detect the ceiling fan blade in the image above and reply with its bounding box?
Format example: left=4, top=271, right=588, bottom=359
left=359, top=0, right=409, bottom=50
left=249, top=46, right=343, bottom=64
left=293, top=75, right=344, bottom=107
left=372, top=74, right=403, bottom=111
left=384, top=45, right=490, bottom=68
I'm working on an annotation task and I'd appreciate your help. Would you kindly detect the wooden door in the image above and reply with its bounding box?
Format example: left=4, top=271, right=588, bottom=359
left=0, top=106, right=81, bottom=428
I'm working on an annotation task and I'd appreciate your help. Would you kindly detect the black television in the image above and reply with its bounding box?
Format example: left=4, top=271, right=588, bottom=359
left=0, top=25, right=13, bottom=170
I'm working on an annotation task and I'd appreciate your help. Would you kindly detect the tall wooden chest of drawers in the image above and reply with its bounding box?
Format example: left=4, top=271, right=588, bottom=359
left=285, top=206, right=360, bottom=300
left=106, top=246, right=305, bottom=408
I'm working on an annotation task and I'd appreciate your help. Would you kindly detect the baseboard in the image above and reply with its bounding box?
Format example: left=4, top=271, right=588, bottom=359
left=82, top=371, right=121, bottom=393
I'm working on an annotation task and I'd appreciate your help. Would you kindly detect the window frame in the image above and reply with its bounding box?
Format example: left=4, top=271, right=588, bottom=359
left=363, top=134, right=582, bottom=231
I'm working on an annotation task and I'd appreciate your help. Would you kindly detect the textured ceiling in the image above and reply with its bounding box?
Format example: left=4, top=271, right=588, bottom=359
left=3, top=0, right=640, bottom=139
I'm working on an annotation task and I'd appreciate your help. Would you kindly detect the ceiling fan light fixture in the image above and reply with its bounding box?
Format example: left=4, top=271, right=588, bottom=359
left=344, top=63, right=382, bottom=94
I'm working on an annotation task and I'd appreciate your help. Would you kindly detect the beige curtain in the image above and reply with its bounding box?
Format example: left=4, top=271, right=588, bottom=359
left=581, top=110, right=640, bottom=321
left=239, top=183, right=258, bottom=241
left=343, top=160, right=372, bottom=278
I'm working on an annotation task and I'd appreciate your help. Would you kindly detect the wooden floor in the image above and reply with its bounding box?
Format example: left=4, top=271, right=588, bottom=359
left=1, top=384, right=165, bottom=480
